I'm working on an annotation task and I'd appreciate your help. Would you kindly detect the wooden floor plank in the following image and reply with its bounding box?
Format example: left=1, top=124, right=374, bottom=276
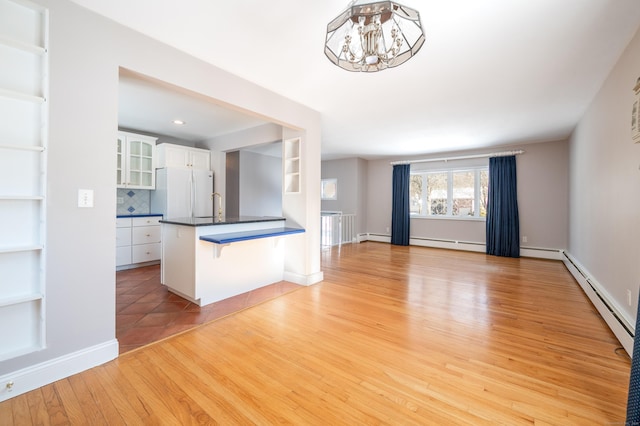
left=25, top=389, right=50, bottom=426
left=0, top=243, right=631, bottom=424
left=40, top=384, right=69, bottom=426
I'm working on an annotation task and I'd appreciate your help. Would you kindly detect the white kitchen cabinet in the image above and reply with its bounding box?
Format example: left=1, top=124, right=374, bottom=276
left=0, top=0, right=47, bottom=361
left=156, top=143, right=210, bottom=170
left=117, top=131, right=157, bottom=189
left=116, top=215, right=162, bottom=270
left=116, top=217, right=132, bottom=266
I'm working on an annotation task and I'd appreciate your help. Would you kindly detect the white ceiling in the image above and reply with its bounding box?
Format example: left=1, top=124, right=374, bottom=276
left=73, top=0, right=640, bottom=160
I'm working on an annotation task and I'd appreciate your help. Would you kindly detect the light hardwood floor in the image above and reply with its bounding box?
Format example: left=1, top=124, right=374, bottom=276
left=0, top=242, right=631, bottom=425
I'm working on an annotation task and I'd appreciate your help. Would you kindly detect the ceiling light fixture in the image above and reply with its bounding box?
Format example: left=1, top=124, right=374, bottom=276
left=172, top=119, right=185, bottom=125
left=324, top=0, right=425, bottom=72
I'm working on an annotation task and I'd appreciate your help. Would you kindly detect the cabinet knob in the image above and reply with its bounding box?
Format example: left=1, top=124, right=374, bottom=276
left=146, top=234, right=151, bottom=237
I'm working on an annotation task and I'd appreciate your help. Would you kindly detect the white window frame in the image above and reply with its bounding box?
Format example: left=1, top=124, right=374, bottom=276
left=410, top=166, right=488, bottom=220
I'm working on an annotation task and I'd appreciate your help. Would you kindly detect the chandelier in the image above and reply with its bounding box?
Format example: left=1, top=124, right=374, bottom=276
left=324, top=0, right=425, bottom=72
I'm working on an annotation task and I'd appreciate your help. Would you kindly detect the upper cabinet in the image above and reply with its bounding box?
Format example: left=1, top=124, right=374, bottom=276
left=117, top=131, right=157, bottom=189
left=156, top=143, right=211, bottom=170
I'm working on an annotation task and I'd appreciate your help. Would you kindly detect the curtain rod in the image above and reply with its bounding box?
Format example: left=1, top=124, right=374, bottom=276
left=389, top=150, right=525, bottom=166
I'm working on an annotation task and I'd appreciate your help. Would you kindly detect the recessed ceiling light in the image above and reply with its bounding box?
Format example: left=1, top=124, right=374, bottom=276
left=172, top=119, right=185, bottom=125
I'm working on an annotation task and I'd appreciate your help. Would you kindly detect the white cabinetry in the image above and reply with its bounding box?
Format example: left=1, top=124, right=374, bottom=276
left=156, top=143, right=210, bottom=170
left=0, top=0, right=47, bottom=361
left=116, top=215, right=162, bottom=270
left=117, top=131, right=157, bottom=189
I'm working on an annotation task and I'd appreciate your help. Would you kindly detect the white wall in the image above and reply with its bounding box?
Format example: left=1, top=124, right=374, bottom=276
left=239, top=150, right=282, bottom=217
left=364, top=139, right=569, bottom=250
left=569, top=25, right=640, bottom=326
left=321, top=157, right=368, bottom=235
left=0, top=0, right=322, bottom=392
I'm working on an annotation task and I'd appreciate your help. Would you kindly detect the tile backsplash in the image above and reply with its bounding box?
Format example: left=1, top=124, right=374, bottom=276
left=117, top=189, right=151, bottom=215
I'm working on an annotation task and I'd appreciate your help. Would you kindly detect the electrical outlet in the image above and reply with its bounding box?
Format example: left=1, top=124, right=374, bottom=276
left=522, top=236, right=528, bottom=243
left=117, top=197, right=124, bottom=204
left=628, top=289, right=633, bottom=306
left=386, top=227, right=390, bottom=233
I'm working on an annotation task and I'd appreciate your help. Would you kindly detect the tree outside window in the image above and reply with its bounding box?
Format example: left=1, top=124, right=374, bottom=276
left=410, top=168, right=488, bottom=219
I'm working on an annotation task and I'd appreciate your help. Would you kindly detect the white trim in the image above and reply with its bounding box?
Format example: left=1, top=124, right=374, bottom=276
left=562, top=251, right=634, bottom=356
left=283, top=270, right=324, bottom=286
left=411, top=237, right=485, bottom=253
left=0, top=339, right=118, bottom=402
left=365, top=233, right=391, bottom=243
left=361, top=234, right=563, bottom=259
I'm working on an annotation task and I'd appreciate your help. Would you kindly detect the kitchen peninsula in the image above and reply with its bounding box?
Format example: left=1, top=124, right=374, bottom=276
left=160, top=216, right=304, bottom=306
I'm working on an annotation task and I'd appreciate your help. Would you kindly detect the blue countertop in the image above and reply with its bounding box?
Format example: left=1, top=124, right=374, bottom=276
left=199, top=227, right=305, bottom=244
left=160, top=216, right=286, bottom=227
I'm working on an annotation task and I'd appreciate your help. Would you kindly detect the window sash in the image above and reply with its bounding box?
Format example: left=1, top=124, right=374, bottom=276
left=410, top=167, right=487, bottom=219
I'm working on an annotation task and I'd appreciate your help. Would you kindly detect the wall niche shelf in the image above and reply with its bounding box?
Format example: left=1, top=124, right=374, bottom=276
left=0, top=0, right=48, bottom=361
left=283, top=137, right=301, bottom=194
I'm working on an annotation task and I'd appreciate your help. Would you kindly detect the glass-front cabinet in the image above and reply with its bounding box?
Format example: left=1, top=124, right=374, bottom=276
left=117, top=131, right=157, bottom=189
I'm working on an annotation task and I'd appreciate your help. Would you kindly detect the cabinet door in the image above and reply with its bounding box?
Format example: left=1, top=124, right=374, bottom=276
left=132, top=243, right=161, bottom=263
left=190, top=149, right=211, bottom=170
left=116, top=246, right=132, bottom=266
left=161, top=144, right=190, bottom=168
left=126, top=137, right=155, bottom=189
left=116, top=136, right=125, bottom=187
left=132, top=225, right=161, bottom=245
left=116, top=227, right=132, bottom=247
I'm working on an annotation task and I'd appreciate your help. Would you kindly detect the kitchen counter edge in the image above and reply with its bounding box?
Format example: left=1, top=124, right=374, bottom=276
left=159, top=216, right=286, bottom=227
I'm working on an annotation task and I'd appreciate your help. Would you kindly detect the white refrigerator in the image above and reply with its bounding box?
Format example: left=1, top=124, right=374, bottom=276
left=151, top=168, right=214, bottom=218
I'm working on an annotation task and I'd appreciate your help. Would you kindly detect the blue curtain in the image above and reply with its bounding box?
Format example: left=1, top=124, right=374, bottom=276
left=391, top=164, right=410, bottom=246
left=486, top=156, right=520, bottom=257
left=627, top=297, right=640, bottom=423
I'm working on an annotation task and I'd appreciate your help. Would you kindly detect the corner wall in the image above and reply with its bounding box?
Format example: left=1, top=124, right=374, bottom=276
left=568, top=25, right=640, bottom=331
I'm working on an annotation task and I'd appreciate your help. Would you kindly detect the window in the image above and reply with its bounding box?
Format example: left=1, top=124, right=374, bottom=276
left=410, top=167, right=488, bottom=218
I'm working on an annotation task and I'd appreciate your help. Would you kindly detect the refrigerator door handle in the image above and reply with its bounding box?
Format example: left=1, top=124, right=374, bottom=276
left=188, top=170, right=193, bottom=218
left=192, top=170, right=197, bottom=217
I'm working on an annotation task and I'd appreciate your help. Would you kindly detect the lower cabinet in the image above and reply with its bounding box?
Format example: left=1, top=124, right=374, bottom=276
left=116, top=215, right=162, bottom=269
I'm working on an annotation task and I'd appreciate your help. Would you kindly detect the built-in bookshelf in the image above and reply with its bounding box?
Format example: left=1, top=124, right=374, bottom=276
left=0, top=0, right=48, bottom=361
left=283, top=137, right=301, bottom=194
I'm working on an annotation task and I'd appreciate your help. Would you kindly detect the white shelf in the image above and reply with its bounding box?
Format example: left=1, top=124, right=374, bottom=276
left=0, top=344, right=43, bottom=363
left=0, top=245, right=43, bottom=254
left=0, top=87, right=45, bottom=103
left=0, top=195, right=44, bottom=200
left=0, top=143, right=44, bottom=152
left=0, top=293, right=43, bottom=308
left=0, top=0, right=48, bottom=361
left=0, top=34, right=45, bottom=55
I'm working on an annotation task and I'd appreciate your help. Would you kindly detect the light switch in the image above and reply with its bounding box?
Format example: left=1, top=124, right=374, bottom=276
left=78, top=189, right=94, bottom=208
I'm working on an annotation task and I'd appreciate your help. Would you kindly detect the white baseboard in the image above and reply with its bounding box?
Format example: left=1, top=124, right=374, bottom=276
left=0, top=339, right=119, bottom=402
left=362, top=234, right=563, bottom=260
left=284, top=270, right=324, bottom=286
left=365, top=233, right=391, bottom=243
left=411, top=238, right=486, bottom=253
left=562, top=252, right=634, bottom=356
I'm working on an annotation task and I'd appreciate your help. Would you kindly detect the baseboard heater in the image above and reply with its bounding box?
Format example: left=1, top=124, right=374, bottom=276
left=365, top=234, right=562, bottom=259
left=561, top=251, right=634, bottom=355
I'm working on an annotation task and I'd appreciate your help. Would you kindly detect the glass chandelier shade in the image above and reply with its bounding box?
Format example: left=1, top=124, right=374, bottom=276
left=325, top=0, right=425, bottom=72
